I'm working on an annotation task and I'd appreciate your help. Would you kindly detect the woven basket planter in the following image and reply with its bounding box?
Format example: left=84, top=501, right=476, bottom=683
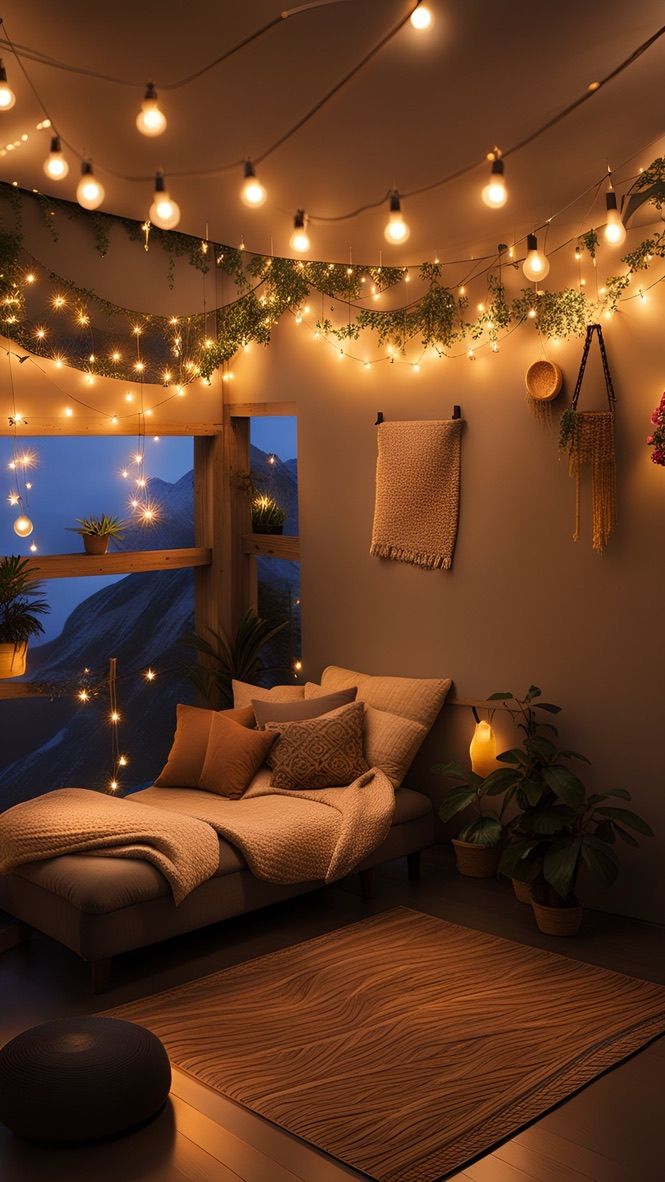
left=451, top=839, right=500, bottom=879
left=531, top=900, right=583, bottom=936
left=525, top=359, right=563, bottom=402
left=512, top=878, right=533, bottom=904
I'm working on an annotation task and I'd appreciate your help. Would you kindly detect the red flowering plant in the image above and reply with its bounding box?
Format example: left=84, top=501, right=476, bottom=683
left=647, top=392, right=665, bottom=466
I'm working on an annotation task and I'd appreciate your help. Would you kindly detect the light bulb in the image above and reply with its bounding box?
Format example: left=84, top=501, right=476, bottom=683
left=523, top=234, right=550, bottom=282
left=410, top=5, right=432, bottom=29
left=289, top=209, right=311, bottom=253
left=240, top=160, right=267, bottom=208
left=0, top=60, right=16, bottom=110
left=469, top=720, right=497, bottom=777
left=13, top=514, right=33, bottom=538
left=604, top=190, right=626, bottom=246
left=136, top=82, right=166, bottom=136
left=76, top=161, right=105, bottom=210
left=43, top=135, right=69, bottom=180
left=149, top=171, right=181, bottom=230
left=481, top=158, right=507, bottom=208
left=384, top=191, right=410, bottom=244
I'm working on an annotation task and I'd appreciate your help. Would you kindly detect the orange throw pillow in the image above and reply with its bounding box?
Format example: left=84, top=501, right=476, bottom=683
left=155, top=703, right=255, bottom=788
left=198, top=712, right=276, bottom=798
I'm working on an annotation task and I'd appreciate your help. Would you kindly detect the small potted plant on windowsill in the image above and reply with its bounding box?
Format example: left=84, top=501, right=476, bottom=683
left=251, top=495, right=286, bottom=536
left=0, top=555, right=49, bottom=678
left=68, top=514, right=127, bottom=555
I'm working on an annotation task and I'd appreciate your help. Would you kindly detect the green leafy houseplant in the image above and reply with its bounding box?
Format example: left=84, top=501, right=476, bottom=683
left=251, top=495, right=286, bottom=535
left=0, top=555, right=49, bottom=678
left=182, top=608, right=289, bottom=708
left=67, top=514, right=127, bottom=555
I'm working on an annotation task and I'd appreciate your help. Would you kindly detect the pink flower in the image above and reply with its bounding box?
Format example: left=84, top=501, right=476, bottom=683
left=647, top=435, right=655, bottom=444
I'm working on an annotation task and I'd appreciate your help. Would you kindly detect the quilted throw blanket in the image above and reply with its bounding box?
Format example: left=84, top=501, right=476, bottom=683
left=371, top=418, right=463, bottom=569
left=0, top=769, right=395, bottom=903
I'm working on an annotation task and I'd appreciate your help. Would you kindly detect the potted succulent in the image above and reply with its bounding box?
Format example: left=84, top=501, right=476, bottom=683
left=68, top=514, right=127, bottom=555
left=251, top=495, right=286, bottom=535
left=501, top=786, right=653, bottom=936
left=435, top=762, right=516, bottom=878
left=0, top=555, right=49, bottom=678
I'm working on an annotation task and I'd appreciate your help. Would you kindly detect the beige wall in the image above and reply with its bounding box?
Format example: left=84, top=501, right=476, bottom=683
left=234, top=296, right=665, bottom=925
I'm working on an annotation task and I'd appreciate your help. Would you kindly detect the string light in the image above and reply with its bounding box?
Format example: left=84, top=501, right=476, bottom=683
left=144, top=667, right=156, bottom=681
left=13, top=514, right=33, bottom=537
left=76, top=161, right=105, bottom=210
left=410, top=4, right=432, bottom=29
left=289, top=210, right=311, bottom=253
left=136, top=82, right=167, bottom=136
left=523, top=234, right=550, bottom=281
left=43, top=135, right=69, bottom=180
left=481, top=154, right=507, bottom=208
left=240, top=160, right=267, bottom=208
left=384, top=191, right=410, bottom=244
left=604, top=188, right=627, bottom=246
left=0, top=60, right=16, bottom=110
left=149, top=171, right=181, bottom=230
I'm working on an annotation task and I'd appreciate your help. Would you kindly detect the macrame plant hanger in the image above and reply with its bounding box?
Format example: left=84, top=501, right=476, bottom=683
left=562, top=323, right=617, bottom=553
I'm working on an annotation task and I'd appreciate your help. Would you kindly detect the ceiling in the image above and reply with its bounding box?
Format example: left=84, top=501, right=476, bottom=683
left=0, top=0, right=663, bottom=264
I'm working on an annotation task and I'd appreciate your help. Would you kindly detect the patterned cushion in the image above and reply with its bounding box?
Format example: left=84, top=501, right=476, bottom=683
left=155, top=704, right=255, bottom=788
left=232, top=680, right=305, bottom=709
left=266, top=702, right=369, bottom=790
left=252, top=688, right=357, bottom=729
left=315, top=667, right=451, bottom=730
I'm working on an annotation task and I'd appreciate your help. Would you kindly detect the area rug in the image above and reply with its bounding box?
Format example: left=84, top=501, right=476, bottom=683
left=111, top=908, right=665, bottom=1182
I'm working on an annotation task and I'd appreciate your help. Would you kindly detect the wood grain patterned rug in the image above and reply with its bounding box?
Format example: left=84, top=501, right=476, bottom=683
left=111, top=909, right=665, bottom=1182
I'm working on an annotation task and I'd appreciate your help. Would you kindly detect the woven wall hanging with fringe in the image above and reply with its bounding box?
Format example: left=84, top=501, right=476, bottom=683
left=559, top=323, right=616, bottom=553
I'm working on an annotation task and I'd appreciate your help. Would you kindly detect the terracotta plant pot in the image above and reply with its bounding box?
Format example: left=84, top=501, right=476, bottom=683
left=451, top=839, right=500, bottom=879
left=531, top=899, right=583, bottom=936
left=83, top=534, right=110, bottom=555
left=512, top=878, right=533, bottom=904
left=0, top=641, right=28, bottom=679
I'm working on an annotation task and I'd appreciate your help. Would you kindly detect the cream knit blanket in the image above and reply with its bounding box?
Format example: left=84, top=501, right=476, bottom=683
left=0, top=769, right=395, bottom=902
left=370, top=419, right=462, bottom=569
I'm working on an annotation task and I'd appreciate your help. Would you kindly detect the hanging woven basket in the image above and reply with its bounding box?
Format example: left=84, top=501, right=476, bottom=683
left=525, top=359, right=563, bottom=402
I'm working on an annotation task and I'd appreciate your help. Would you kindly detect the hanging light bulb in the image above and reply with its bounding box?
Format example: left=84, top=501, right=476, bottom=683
left=136, top=82, right=166, bottom=136
left=410, top=4, right=433, bottom=29
left=481, top=157, right=507, bottom=208
left=43, top=135, right=69, bottom=180
left=0, top=60, right=16, bottom=111
left=469, top=719, right=497, bottom=777
left=76, top=161, right=105, bottom=210
left=604, top=189, right=626, bottom=246
left=13, top=514, right=33, bottom=538
left=522, top=234, right=550, bottom=282
left=240, top=160, right=267, bottom=208
left=289, top=209, right=311, bottom=253
left=149, top=171, right=181, bottom=230
left=384, top=191, right=410, bottom=244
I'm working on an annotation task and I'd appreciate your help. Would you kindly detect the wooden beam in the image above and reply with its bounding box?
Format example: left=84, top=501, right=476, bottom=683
left=221, top=412, right=253, bottom=632
left=194, top=435, right=225, bottom=642
left=0, top=681, right=51, bottom=699
left=1, top=548, right=211, bottom=579
left=0, top=420, right=222, bottom=437
left=222, top=400, right=296, bottom=418
left=242, top=534, right=300, bottom=560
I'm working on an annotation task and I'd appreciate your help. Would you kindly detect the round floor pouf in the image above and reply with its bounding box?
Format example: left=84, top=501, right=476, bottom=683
left=0, top=1016, right=171, bottom=1143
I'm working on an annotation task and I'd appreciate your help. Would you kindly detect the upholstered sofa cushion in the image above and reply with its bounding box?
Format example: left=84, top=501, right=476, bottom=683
left=314, top=667, right=451, bottom=730
left=252, top=687, right=357, bottom=728
left=363, top=706, right=428, bottom=788
left=198, top=714, right=276, bottom=798
left=232, top=680, right=305, bottom=709
left=266, top=702, right=369, bottom=790
left=155, top=704, right=255, bottom=788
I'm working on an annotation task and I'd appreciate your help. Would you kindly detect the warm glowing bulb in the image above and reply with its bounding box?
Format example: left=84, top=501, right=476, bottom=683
left=110, top=711, right=120, bottom=723
left=0, top=61, right=16, bottom=110
left=481, top=158, right=507, bottom=208
left=149, top=172, right=180, bottom=230
left=604, top=191, right=626, bottom=246
left=289, top=210, right=310, bottom=253
left=240, top=160, right=267, bottom=208
left=43, top=135, right=69, bottom=180
left=13, top=514, right=33, bottom=538
left=469, top=720, right=497, bottom=777
left=78, top=689, right=90, bottom=702
left=384, top=192, right=410, bottom=244
left=118, top=755, right=128, bottom=767
left=144, top=668, right=156, bottom=681
left=410, top=5, right=432, bottom=29
left=109, top=779, right=119, bottom=792
left=76, top=161, right=105, bottom=210
left=136, top=82, right=166, bottom=136
left=523, top=234, right=550, bottom=282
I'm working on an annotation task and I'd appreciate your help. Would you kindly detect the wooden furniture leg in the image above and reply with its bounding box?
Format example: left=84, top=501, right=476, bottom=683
left=359, top=868, right=374, bottom=900
left=407, top=851, right=421, bottom=881
left=90, top=957, right=113, bottom=994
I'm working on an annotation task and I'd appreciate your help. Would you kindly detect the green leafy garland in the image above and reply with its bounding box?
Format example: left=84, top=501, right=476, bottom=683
left=0, top=166, right=664, bottom=389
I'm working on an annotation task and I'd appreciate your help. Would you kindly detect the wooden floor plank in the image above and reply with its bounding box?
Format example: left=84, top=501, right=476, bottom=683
left=514, top=1126, right=633, bottom=1182
left=493, top=1140, right=593, bottom=1181
left=462, top=1154, right=539, bottom=1181
left=171, top=1092, right=304, bottom=1182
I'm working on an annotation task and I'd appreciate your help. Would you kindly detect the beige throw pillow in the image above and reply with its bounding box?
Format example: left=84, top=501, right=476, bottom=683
left=198, top=713, right=276, bottom=798
left=252, top=687, right=357, bottom=728
left=266, top=702, right=368, bottom=790
left=363, top=706, right=427, bottom=787
left=316, top=666, right=451, bottom=730
left=232, top=679, right=305, bottom=710
left=155, top=704, right=255, bottom=787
